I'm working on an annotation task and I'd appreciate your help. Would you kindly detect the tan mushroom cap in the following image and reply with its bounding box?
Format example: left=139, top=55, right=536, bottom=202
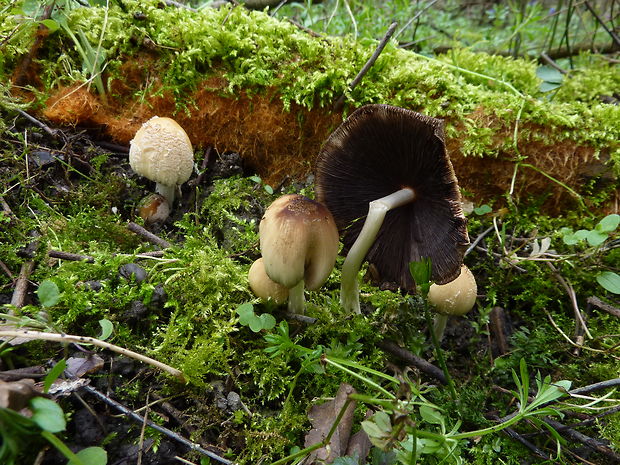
left=428, top=265, right=477, bottom=316
left=259, top=194, right=339, bottom=290
left=129, top=116, right=194, bottom=187
left=248, top=258, right=289, bottom=304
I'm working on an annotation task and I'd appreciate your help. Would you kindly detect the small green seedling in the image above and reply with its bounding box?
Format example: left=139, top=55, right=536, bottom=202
left=249, top=175, right=274, bottom=195
left=560, top=214, right=619, bottom=247
left=537, top=65, right=564, bottom=93
left=236, top=303, right=276, bottom=332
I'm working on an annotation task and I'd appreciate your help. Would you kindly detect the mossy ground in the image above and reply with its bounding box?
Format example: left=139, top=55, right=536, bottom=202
left=1, top=1, right=619, bottom=464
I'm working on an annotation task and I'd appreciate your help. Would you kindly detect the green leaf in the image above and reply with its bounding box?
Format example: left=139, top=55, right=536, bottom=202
left=596, top=214, right=620, bottom=232
left=409, top=258, right=432, bottom=295
left=98, top=319, right=114, bottom=341
left=539, top=81, right=562, bottom=92
left=473, top=204, right=492, bottom=215
left=536, top=66, right=563, bottom=83
left=40, top=19, right=60, bottom=33
left=561, top=233, right=579, bottom=246
left=249, top=175, right=261, bottom=183
left=419, top=405, right=444, bottom=425
left=236, top=302, right=255, bottom=325
left=258, top=313, right=276, bottom=330
left=574, top=229, right=590, bottom=240
left=68, top=447, right=108, bottom=465
left=43, top=360, right=66, bottom=394
left=586, top=230, right=607, bottom=247
left=247, top=315, right=263, bottom=332
left=264, top=184, right=274, bottom=195
left=30, top=397, right=66, bottom=433
left=596, top=272, right=620, bottom=294
left=37, top=280, right=60, bottom=307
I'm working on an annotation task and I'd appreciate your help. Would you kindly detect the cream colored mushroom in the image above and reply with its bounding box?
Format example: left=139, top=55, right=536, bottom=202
left=259, top=194, right=339, bottom=314
left=428, top=265, right=477, bottom=340
left=129, top=116, right=194, bottom=206
left=248, top=258, right=289, bottom=304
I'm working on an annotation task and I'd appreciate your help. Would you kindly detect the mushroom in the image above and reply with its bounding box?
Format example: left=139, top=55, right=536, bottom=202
left=315, top=104, right=469, bottom=313
left=129, top=116, right=194, bottom=206
left=259, top=194, right=339, bottom=314
left=427, top=264, right=477, bottom=341
left=248, top=258, right=289, bottom=304
left=138, top=193, right=171, bottom=226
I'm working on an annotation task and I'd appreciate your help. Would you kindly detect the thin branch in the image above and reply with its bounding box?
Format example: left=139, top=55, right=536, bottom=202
left=546, top=262, right=592, bottom=340
left=48, top=250, right=95, bottom=263
left=583, top=1, right=620, bottom=48
left=333, top=22, right=398, bottom=111
left=10, top=260, right=35, bottom=309
left=0, top=330, right=185, bottom=382
left=464, top=225, right=494, bottom=257
left=127, top=222, right=172, bottom=249
left=378, top=339, right=447, bottom=384
left=587, top=296, right=620, bottom=319
left=544, top=417, right=620, bottom=462
left=570, top=378, right=620, bottom=396
left=82, top=385, right=234, bottom=465
left=540, top=52, right=568, bottom=74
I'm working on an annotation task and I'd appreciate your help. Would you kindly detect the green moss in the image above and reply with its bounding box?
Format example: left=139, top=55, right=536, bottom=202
left=2, top=1, right=619, bottom=169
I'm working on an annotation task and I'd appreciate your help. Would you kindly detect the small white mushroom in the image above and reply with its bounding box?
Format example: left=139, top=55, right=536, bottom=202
left=428, top=265, right=477, bottom=340
left=259, top=194, right=339, bottom=314
left=129, top=116, right=194, bottom=206
left=248, top=258, right=289, bottom=304
left=138, top=193, right=171, bottom=226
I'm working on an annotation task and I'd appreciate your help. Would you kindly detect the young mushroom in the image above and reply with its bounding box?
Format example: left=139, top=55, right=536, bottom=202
left=259, top=194, right=339, bottom=314
left=129, top=116, right=194, bottom=206
left=428, top=264, right=477, bottom=341
left=315, top=104, right=470, bottom=313
left=248, top=258, right=289, bottom=305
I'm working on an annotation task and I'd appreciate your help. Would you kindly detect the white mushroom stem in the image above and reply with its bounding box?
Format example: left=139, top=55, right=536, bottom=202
left=433, top=314, right=449, bottom=342
left=341, top=188, right=416, bottom=314
left=288, top=280, right=306, bottom=314
left=155, top=183, right=176, bottom=206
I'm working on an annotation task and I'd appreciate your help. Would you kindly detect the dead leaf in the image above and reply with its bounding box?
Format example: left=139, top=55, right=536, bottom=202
left=65, top=354, right=105, bottom=378
left=304, top=383, right=357, bottom=464
left=0, top=379, right=40, bottom=411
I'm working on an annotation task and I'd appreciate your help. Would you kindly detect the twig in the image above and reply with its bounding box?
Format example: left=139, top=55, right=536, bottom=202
left=0, top=330, right=185, bottom=382
left=188, top=146, right=213, bottom=188
left=137, top=390, right=151, bottom=465
left=377, top=340, right=447, bottom=384
left=587, top=296, right=620, bottom=319
left=0, top=260, right=14, bottom=281
left=570, top=378, right=620, bottom=396
left=543, top=417, right=620, bottom=463
left=10, top=260, right=36, bottom=309
left=82, top=385, right=235, bottom=465
left=540, top=52, right=568, bottom=74
left=333, top=22, right=398, bottom=111
left=48, top=250, right=95, bottom=263
left=464, top=225, right=494, bottom=257
left=16, top=109, right=59, bottom=139
left=583, top=1, right=620, bottom=49
left=393, top=0, right=439, bottom=41
left=286, top=19, right=322, bottom=38
left=486, top=413, right=551, bottom=460
left=546, top=262, right=592, bottom=341
left=284, top=312, right=317, bottom=325
left=127, top=222, right=171, bottom=248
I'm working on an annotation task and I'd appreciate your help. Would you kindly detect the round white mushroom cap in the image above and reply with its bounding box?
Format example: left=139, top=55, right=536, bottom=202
left=129, top=116, right=194, bottom=187
left=248, top=258, right=289, bottom=304
left=428, top=265, right=477, bottom=316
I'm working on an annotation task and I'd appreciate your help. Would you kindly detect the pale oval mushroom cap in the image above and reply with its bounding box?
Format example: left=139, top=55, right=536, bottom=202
left=248, top=258, right=289, bottom=304
left=428, top=265, right=477, bottom=316
left=259, top=194, right=339, bottom=290
left=129, top=116, right=194, bottom=187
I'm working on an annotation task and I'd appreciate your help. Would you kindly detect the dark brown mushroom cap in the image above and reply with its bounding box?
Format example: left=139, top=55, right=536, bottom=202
left=315, top=104, right=469, bottom=290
